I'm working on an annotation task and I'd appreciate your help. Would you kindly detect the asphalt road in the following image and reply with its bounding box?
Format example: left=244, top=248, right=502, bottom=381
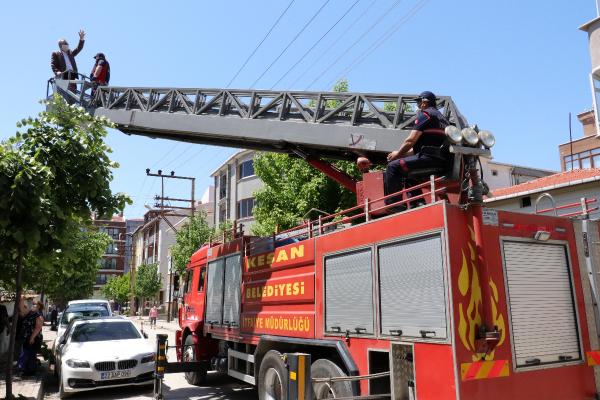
left=43, top=320, right=257, bottom=400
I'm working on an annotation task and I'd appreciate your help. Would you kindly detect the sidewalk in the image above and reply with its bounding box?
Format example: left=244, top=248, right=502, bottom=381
left=0, top=364, right=46, bottom=400
left=128, top=316, right=179, bottom=332
left=0, top=323, right=53, bottom=400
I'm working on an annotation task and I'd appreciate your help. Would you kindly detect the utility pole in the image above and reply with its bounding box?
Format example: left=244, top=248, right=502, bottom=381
left=145, top=169, right=196, bottom=222
left=145, top=169, right=196, bottom=323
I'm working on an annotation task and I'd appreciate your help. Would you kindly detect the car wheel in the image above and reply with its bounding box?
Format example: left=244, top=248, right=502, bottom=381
left=311, top=359, right=354, bottom=399
left=183, top=334, right=207, bottom=386
left=258, top=350, right=288, bottom=400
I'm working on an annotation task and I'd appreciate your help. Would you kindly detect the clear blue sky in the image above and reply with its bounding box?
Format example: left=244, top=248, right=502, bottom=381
left=0, top=0, right=595, bottom=218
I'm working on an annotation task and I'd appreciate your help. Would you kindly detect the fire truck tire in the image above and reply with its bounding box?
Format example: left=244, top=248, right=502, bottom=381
left=183, top=334, right=207, bottom=386
left=258, top=350, right=288, bottom=400
left=311, top=359, right=354, bottom=399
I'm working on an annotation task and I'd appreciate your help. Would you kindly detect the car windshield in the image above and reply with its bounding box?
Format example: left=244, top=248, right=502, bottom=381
left=70, top=322, right=141, bottom=342
left=60, top=307, right=108, bottom=326
left=70, top=302, right=109, bottom=312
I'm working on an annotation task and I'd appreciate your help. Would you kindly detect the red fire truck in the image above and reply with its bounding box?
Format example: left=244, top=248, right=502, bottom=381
left=52, top=81, right=600, bottom=399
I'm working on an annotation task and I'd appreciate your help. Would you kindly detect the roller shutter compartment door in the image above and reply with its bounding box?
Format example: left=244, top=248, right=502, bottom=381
left=503, top=241, right=581, bottom=368
left=205, top=259, right=225, bottom=325
left=378, top=235, right=447, bottom=338
left=222, top=255, right=242, bottom=327
left=325, top=249, right=374, bottom=334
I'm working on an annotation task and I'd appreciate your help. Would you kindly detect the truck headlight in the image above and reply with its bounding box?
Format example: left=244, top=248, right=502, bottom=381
left=461, top=127, right=479, bottom=146
left=478, top=130, right=495, bottom=148
left=141, top=353, right=155, bottom=364
left=444, top=125, right=462, bottom=144
left=66, top=359, right=90, bottom=368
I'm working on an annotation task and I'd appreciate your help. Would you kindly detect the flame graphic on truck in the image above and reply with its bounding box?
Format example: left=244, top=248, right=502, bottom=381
left=457, top=231, right=506, bottom=361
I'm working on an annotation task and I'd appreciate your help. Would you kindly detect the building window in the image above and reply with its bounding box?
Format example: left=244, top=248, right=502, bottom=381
left=238, top=198, right=255, bottom=219
left=219, top=204, right=227, bottom=223
left=219, top=173, right=227, bottom=199
left=520, top=196, right=532, bottom=208
left=106, top=242, right=119, bottom=255
left=491, top=169, right=498, bottom=176
left=100, top=258, right=117, bottom=270
left=238, top=160, right=255, bottom=179
left=564, top=148, right=600, bottom=170
left=99, top=227, right=121, bottom=240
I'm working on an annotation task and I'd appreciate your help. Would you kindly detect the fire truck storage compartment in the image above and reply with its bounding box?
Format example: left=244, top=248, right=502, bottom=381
left=378, top=234, right=447, bottom=339
left=502, top=240, right=581, bottom=368
left=325, top=248, right=374, bottom=334
left=205, top=258, right=225, bottom=325
left=223, top=255, right=242, bottom=327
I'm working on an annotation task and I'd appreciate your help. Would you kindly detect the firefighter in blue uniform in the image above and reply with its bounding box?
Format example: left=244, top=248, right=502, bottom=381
left=385, top=91, right=450, bottom=208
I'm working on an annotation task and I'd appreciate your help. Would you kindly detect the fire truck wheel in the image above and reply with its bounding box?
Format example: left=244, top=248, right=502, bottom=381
left=258, top=350, right=288, bottom=400
left=311, top=359, right=354, bottom=399
left=183, top=334, right=207, bottom=386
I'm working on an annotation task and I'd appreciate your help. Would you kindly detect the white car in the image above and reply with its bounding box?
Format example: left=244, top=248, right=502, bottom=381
left=67, top=299, right=112, bottom=315
left=53, top=305, right=110, bottom=355
left=54, top=317, right=154, bottom=398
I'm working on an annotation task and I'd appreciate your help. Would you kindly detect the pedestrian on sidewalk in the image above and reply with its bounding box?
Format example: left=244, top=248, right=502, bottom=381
left=18, top=301, right=44, bottom=376
left=149, top=305, right=158, bottom=328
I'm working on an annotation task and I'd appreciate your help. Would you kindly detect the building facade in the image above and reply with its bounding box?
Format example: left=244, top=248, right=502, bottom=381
left=480, top=158, right=555, bottom=191
left=212, top=150, right=262, bottom=233
left=124, top=218, right=143, bottom=273
left=558, top=110, right=600, bottom=171
left=130, top=209, right=188, bottom=309
left=485, top=168, right=600, bottom=220
left=92, top=215, right=126, bottom=298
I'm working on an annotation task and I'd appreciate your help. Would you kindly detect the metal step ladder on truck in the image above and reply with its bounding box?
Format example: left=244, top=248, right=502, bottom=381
left=51, top=77, right=600, bottom=399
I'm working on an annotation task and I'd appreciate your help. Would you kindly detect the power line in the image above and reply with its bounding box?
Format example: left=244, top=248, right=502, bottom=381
left=269, top=0, right=362, bottom=90
left=287, top=0, right=377, bottom=90
left=250, top=0, right=332, bottom=89
left=325, top=0, right=430, bottom=88
left=150, top=141, right=181, bottom=169
left=226, top=0, right=296, bottom=88
left=305, top=0, right=404, bottom=90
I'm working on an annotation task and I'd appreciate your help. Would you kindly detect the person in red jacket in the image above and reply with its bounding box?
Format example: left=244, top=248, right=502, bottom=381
left=90, top=52, right=110, bottom=97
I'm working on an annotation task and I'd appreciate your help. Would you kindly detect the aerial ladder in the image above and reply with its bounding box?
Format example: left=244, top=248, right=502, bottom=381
left=48, top=75, right=491, bottom=209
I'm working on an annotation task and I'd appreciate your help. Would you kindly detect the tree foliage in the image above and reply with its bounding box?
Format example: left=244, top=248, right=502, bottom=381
left=0, top=95, right=129, bottom=398
left=42, top=228, right=111, bottom=305
left=102, top=272, right=131, bottom=305
left=170, top=211, right=213, bottom=275
left=134, top=264, right=162, bottom=299
left=251, top=79, right=360, bottom=235
left=0, top=96, right=130, bottom=289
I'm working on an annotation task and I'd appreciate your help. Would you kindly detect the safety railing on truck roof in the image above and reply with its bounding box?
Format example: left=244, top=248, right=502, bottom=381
left=534, top=193, right=598, bottom=218
left=244, top=176, right=447, bottom=256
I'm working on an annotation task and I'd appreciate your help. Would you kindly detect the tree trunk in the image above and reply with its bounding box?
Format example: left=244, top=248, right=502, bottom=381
left=5, top=254, right=23, bottom=400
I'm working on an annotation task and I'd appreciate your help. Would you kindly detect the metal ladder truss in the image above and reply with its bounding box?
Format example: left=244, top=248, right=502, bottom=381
left=51, top=78, right=469, bottom=162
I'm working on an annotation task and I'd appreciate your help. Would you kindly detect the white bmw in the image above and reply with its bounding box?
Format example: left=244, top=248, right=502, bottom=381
left=55, top=317, right=155, bottom=398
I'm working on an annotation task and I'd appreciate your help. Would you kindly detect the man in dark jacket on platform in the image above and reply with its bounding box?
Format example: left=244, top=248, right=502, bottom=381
left=51, top=30, right=85, bottom=81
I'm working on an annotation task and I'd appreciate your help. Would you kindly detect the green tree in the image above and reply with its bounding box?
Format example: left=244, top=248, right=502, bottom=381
left=170, top=211, right=213, bottom=275
left=102, top=273, right=131, bottom=306
left=42, top=228, right=111, bottom=305
left=0, top=95, right=129, bottom=398
left=252, top=79, right=360, bottom=235
left=134, top=263, right=162, bottom=314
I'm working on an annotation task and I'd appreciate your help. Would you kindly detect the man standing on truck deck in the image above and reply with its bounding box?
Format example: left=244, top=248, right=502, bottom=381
left=384, top=91, right=451, bottom=208
left=51, top=30, right=85, bottom=81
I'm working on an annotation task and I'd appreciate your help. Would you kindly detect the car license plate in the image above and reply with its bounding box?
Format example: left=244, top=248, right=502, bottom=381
left=100, top=370, right=131, bottom=380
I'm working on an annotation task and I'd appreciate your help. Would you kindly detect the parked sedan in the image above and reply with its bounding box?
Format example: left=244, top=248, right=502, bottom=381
left=54, top=317, right=154, bottom=398
left=53, top=305, right=109, bottom=355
